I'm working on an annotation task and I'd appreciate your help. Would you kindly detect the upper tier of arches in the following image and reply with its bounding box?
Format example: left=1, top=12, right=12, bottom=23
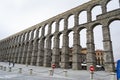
left=0, top=0, right=120, bottom=46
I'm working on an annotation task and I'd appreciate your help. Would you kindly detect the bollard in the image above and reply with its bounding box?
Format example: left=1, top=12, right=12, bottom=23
left=49, top=69, right=54, bottom=76
left=3, top=67, right=6, bottom=71
left=26, top=64, right=28, bottom=67
left=19, top=68, right=22, bottom=73
left=8, top=67, right=12, bottom=72
left=90, top=71, right=94, bottom=80
left=29, top=69, right=33, bottom=75
left=0, top=66, right=2, bottom=70
left=63, top=70, right=68, bottom=77
left=1, top=66, right=3, bottom=70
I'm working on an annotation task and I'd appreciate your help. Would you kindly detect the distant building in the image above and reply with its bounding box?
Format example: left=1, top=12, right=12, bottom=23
left=95, top=50, right=104, bottom=66
left=60, top=47, right=104, bottom=69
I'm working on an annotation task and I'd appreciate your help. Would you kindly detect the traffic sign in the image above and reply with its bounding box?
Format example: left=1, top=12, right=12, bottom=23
left=89, top=65, right=95, bottom=72
left=52, top=64, right=56, bottom=69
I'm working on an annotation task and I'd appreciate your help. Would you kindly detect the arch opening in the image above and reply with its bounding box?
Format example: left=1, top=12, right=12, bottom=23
left=44, top=24, right=49, bottom=36
left=59, top=19, right=64, bottom=31
left=29, top=31, right=32, bottom=40
left=51, top=22, right=56, bottom=34
left=109, top=20, right=120, bottom=62
left=39, top=27, right=42, bottom=37
left=68, top=31, right=73, bottom=48
left=51, top=36, right=54, bottom=49
left=106, top=0, right=120, bottom=12
left=93, top=25, right=104, bottom=67
left=79, top=28, right=87, bottom=48
left=24, top=33, right=27, bottom=41
left=59, top=34, right=63, bottom=48
left=79, top=11, right=87, bottom=25
left=93, top=25, right=103, bottom=50
left=33, top=29, right=36, bottom=39
left=91, top=5, right=102, bottom=21
left=68, top=15, right=74, bottom=29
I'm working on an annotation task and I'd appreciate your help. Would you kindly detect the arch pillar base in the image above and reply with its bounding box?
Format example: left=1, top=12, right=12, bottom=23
left=72, top=63, right=81, bottom=70
left=104, top=62, right=115, bottom=72
left=60, top=62, right=69, bottom=69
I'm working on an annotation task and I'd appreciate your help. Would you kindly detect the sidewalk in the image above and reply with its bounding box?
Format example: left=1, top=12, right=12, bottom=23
left=0, top=62, right=117, bottom=80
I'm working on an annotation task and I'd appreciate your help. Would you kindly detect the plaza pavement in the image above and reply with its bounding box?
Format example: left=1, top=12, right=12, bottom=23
left=0, top=62, right=117, bottom=80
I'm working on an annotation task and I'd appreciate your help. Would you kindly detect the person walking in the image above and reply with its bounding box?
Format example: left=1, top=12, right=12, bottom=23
left=12, top=62, right=15, bottom=67
left=8, top=61, right=11, bottom=66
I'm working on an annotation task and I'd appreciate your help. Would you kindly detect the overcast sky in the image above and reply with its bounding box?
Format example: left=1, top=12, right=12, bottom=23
left=0, top=0, right=90, bottom=39
left=0, top=0, right=120, bottom=61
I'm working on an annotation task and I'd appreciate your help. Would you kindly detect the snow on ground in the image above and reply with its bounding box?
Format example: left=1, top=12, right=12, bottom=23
left=0, top=62, right=117, bottom=80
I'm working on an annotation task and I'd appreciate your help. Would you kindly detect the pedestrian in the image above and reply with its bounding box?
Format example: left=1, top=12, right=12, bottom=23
left=13, top=62, right=15, bottom=67
left=8, top=61, right=10, bottom=66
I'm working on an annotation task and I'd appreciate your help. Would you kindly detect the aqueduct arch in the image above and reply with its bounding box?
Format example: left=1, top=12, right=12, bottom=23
left=0, top=0, right=120, bottom=72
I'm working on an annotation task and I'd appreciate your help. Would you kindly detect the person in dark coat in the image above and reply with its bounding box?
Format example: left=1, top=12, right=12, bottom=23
left=13, top=62, right=15, bottom=67
left=8, top=61, right=11, bottom=66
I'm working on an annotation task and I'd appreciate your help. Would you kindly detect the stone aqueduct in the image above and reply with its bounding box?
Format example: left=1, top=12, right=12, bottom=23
left=0, top=0, right=120, bottom=72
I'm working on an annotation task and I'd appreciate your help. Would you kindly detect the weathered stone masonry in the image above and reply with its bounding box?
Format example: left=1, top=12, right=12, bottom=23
left=0, top=0, right=120, bottom=72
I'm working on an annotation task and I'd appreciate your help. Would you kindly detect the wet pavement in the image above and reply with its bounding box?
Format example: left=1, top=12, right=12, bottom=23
left=0, top=62, right=117, bottom=80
